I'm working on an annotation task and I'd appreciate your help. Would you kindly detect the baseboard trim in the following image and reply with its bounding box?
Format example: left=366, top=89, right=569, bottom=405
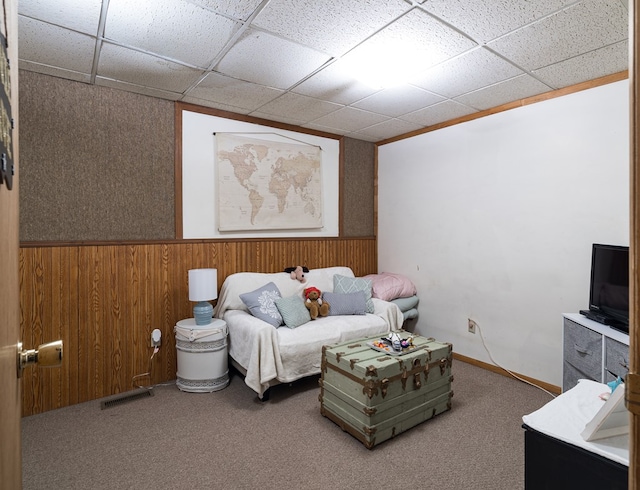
left=453, top=352, right=561, bottom=395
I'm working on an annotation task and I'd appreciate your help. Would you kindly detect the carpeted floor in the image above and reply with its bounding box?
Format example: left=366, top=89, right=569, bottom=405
left=21, top=359, right=553, bottom=490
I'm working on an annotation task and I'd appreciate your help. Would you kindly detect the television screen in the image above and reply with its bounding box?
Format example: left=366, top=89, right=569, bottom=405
left=589, top=244, right=629, bottom=328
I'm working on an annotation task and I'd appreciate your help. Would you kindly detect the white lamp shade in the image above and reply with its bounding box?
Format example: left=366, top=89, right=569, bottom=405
left=188, top=269, right=218, bottom=301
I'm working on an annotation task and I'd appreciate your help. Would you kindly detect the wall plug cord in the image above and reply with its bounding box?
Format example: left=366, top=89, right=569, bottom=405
left=132, top=346, right=159, bottom=391
left=475, top=321, right=557, bottom=399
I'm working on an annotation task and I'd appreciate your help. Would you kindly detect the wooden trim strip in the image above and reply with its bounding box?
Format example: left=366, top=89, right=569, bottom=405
left=174, top=103, right=184, bottom=239
left=175, top=101, right=342, bottom=141
left=378, top=71, right=629, bottom=146
left=453, top=352, right=561, bottom=395
left=19, top=236, right=377, bottom=248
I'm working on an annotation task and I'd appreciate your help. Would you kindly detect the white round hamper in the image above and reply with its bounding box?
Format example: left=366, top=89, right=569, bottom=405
left=174, top=318, right=229, bottom=392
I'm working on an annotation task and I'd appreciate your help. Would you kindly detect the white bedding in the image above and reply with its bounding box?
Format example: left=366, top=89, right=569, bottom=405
left=522, top=379, right=629, bottom=466
left=214, top=267, right=404, bottom=397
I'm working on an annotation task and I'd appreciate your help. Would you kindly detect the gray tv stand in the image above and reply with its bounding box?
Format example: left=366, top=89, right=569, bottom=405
left=562, top=313, right=629, bottom=392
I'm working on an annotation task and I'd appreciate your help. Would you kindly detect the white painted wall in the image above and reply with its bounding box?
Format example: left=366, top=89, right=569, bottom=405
left=377, top=80, right=629, bottom=387
left=182, top=110, right=340, bottom=239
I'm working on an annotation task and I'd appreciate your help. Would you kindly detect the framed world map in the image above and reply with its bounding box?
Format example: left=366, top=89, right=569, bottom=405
left=215, top=133, right=323, bottom=231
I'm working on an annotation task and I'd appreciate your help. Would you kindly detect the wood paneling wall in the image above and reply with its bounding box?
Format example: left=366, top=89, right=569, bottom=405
left=19, top=238, right=376, bottom=416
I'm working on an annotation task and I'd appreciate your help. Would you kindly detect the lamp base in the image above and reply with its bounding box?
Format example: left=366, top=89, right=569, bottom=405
left=193, top=301, right=213, bottom=325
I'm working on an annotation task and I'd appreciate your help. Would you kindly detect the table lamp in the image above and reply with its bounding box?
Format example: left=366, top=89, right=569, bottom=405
left=188, top=268, right=217, bottom=325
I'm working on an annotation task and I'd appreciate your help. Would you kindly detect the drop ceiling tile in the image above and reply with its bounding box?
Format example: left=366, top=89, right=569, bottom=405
left=187, top=72, right=284, bottom=111
left=105, top=0, right=238, bottom=68
left=533, top=41, right=628, bottom=89
left=344, top=8, right=477, bottom=78
left=351, top=118, right=424, bottom=142
left=292, top=60, right=381, bottom=105
left=487, top=0, right=628, bottom=71
left=181, top=95, right=252, bottom=114
left=250, top=111, right=313, bottom=128
left=302, top=121, right=349, bottom=136
left=215, top=28, right=331, bottom=90
left=18, top=18, right=96, bottom=74
left=98, top=43, right=205, bottom=93
left=251, top=0, right=411, bottom=56
left=189, top=0, right=265, bottom=21
left=253, top=92, right=342, bottom=123
left=421, top=0, right=573, bottom=44
left=411, top=47, right=523, bottom=98
left=18, top=60, right=91, bottom=84
left=18, top=0, right=103, bottom=35
left=342, top=132, right=379, bottom=143
left=96, top=77, right=183, bottom=101
left=311, top=107, right=389, bottom=133
left=454, top=74, right=552, bottom=110
left=400, top=100, right=477, bottom=127
left=352, top=84, right=445, bottom=118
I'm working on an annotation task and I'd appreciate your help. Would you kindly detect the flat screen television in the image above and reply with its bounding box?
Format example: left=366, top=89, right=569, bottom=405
left=580, top=244, right=629, bottom=334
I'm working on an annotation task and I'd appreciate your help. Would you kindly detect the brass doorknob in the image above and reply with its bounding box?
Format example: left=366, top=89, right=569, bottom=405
left=17, top=340, right=63, bottom=378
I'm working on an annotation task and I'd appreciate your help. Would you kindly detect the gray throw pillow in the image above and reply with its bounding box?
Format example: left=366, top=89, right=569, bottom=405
left=239, top=282, right=283, bottom=327
left=322, top=291, right=367, bottom=316
left=275, top=295, right=311, bottom=328
left=333, top=274, right=374, bottom=313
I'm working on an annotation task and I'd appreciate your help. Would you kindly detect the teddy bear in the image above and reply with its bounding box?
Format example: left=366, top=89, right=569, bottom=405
left=304, top=286, right=329, bottom=320
left=284, top=266, right=308, bottom=283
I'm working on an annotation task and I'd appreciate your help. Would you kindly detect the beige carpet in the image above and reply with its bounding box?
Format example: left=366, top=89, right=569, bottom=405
left=21, top=359, right=553, bottom=490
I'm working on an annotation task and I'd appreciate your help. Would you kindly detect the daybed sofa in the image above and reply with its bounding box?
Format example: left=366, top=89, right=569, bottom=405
left=213, top=266, right=404, bottom=398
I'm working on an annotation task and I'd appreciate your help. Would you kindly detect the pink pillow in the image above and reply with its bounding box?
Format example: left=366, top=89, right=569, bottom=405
left=364, top=272, right=417, bottom=301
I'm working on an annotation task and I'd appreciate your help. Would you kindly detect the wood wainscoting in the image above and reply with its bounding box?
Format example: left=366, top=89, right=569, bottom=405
left=19, top=238, right=376, bottom=416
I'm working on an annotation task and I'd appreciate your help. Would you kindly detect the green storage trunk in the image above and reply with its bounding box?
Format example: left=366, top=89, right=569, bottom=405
left=319, top=332, right=453, bottom=449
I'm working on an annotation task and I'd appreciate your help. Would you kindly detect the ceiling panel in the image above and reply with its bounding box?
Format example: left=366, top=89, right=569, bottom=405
left=17, top=0, right=630, bottom=142
left=410, top=48, right=525, bottom=98
left=291, top=59, right=381, bottom=105
left=18, top=0, right=103, bottom=34
left=98, top=43, right=205, bottom=93
left=311, top=106, right=390, bottom=133
left=105, top=0, right=239, bottom=68
left=532, top=41, right=629, bottom=89
left=251, top=0, right=411, bottom=56
left=487, top=0, right=628, bottom=71
left=189, top=0, right=266, bottom=22
left=400, top=100, right=478, bottom=127
left=215, top=28, right=331, bottom=89
left=420, top=0, right=575, bottom=44
left=18, top=17, right=96, bottom=75
left=253, top=92, right=342, bottom=123
left=187, top=72, right=284, bottom=111
left=352, top=84, right=445, bottom=118
left=454, top=74, right=552, bottom=111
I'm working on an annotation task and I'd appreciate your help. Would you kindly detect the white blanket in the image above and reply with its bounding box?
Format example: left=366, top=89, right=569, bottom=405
left=214, top=267, right=404, bottom=397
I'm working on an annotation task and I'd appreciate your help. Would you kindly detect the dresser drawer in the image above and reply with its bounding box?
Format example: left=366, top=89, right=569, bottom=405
left=605, top=337, right=629, bottom=381
left=563, top=318, right=602, bottom=386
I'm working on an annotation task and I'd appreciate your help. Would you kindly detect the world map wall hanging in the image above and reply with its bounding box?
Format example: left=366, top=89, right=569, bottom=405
left=215, top=132, right=323, bottom=232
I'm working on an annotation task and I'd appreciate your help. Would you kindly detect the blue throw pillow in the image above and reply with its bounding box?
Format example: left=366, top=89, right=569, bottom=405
left=322, top=291, right=367, bottom=316
left=239, top=282, right=283, bottom=327
left=333, top=274, right=374, bottom=313
left=275, top=295, right=311, bottom=328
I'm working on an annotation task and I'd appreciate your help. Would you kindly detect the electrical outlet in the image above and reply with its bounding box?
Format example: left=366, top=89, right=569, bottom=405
left=151, top=329, right=161, bottom=347
left=468, top=319, right=476, bottom=334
